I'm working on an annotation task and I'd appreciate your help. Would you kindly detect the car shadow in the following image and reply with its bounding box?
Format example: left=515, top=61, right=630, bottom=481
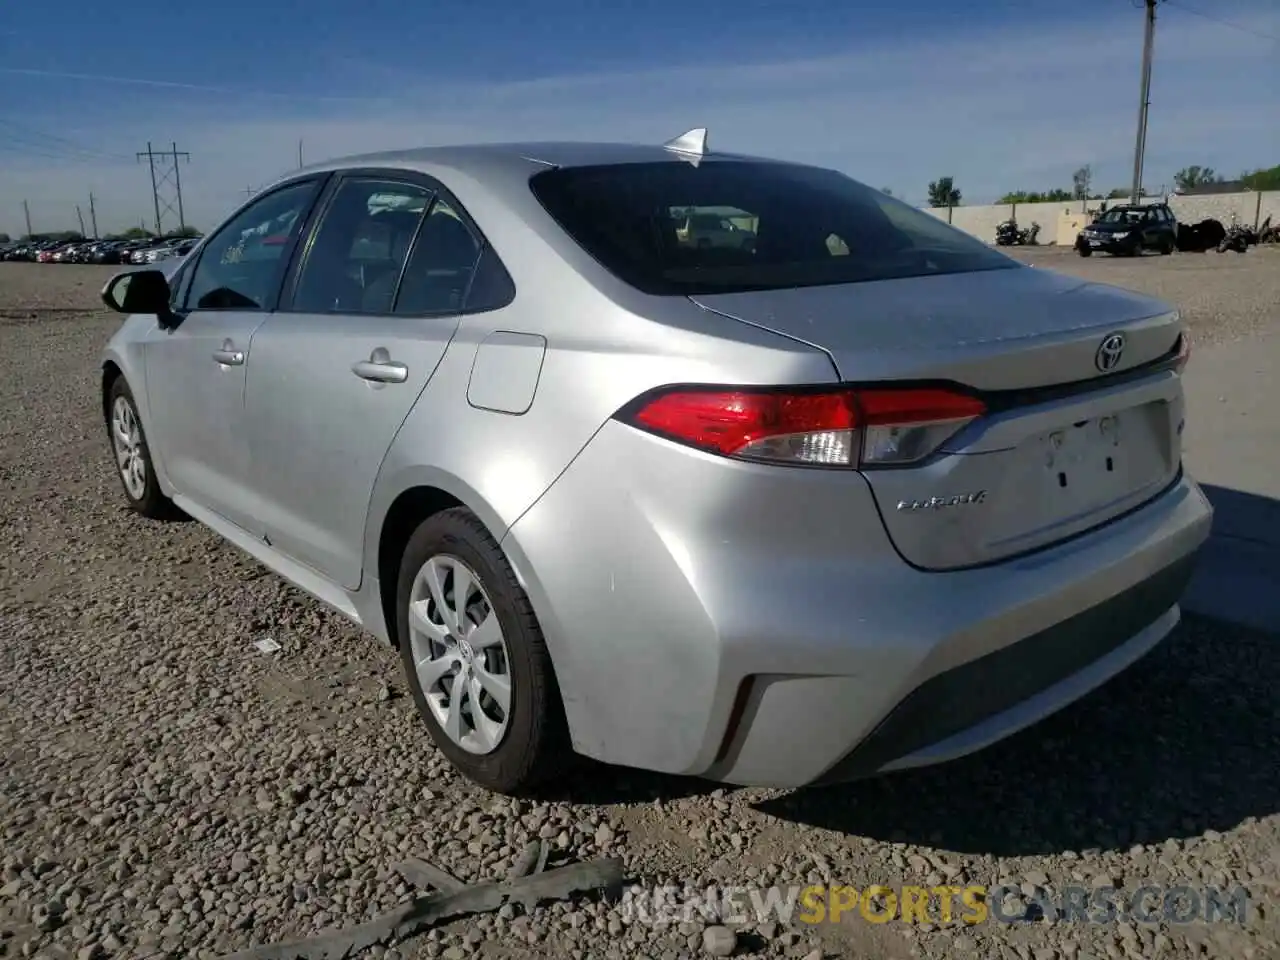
left=752, top=611, right=1276, bottom=856
left=549, top=485, right=1279, bottom=856
left=1183, top=484, right=1280, bottom=634
left=753, top=482, right=1280, bottom=856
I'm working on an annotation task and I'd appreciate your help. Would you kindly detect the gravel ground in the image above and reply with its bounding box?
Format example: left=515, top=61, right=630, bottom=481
left=1, top=259, right=1277, bottom=960
left=1005, top=245, right=1280, bottom=348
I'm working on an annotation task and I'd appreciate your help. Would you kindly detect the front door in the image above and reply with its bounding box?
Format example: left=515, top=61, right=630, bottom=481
left=142, top=178, right=324, bottom=534
left=245, top=176, right=484, bottom=588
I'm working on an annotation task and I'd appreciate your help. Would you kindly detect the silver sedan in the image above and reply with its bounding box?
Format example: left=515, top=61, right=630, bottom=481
left=98, top=129, right=1213, bottom=794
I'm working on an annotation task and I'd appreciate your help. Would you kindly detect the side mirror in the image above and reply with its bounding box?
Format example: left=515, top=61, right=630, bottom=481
left=101, top=269, right=174, bottom=320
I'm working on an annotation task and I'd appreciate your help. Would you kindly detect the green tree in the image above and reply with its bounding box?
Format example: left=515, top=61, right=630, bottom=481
left=0, top=233, right=10, bottom=243
left=927, top=176, right=961, bottom=208
left=164, top=225, right=201, bottom=238
left=998, top=189, right=1073, bottom=203
left=1173, top=165, right=1221, bottom=191
left=1240, top=165, right=1280, bottom=191
left=118, top=226, right=154, bottom=240
left=880, top=186, right=893, bottom=196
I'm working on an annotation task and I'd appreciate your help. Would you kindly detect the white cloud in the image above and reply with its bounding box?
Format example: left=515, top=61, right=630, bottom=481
left=2, top=4, right=1277, bottom=237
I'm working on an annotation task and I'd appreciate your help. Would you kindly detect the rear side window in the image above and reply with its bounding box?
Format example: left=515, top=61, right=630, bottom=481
left=291, top=178, right=432, bottom=315
left=529, top=161, right=1017, bottom=296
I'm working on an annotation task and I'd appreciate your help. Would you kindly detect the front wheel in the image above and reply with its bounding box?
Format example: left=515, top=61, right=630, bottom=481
left=106, top=378, right=179, bottom=519
left=397, top=507, right=570, bottom=795
left=1077, top=246, right=1092, bottom=257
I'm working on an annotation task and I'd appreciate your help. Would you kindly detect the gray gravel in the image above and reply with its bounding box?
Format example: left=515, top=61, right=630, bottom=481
left=1, top=261, right=1277, bottom=960
left=1005, top=245, right=1280, bottom=348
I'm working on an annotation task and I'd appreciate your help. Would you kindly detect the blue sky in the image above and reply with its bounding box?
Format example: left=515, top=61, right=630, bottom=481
left=1, top=0, right=1277, bottom=237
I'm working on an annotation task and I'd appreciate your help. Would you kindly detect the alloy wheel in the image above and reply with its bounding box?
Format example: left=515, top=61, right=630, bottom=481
left=111, top=396, right=147, bottom=500
left=407, top=555, right=513, bottom=755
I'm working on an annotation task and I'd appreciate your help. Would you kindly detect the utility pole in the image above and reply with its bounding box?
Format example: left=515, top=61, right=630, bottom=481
left=88, top=192, right=99, bottom=239
left=1130, top=0, right=1157, bottom=204
left=298, top=139, right=304, bottom=169
left=243, top=186, right=256, bottom=199
left=139, top=142, right=162, bottom=235
left=22, top=199, right=33, bottom=238
left=171, top=142, right=187, bottom=232
left=75, top=205, right=86, bottom=237
left=137, top=141, right=191, bottom=235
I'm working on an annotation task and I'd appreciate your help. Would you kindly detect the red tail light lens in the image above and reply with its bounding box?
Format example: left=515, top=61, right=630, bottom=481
left=619, top=386, right=985, bottom=468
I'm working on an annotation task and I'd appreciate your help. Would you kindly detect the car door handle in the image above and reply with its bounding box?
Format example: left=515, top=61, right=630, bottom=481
left=351, top=359, right=408, bottom=383
left=213, top=340, right=244, bottom=366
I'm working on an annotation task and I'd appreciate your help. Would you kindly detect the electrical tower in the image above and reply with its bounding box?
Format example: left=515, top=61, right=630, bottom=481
left=1130, top=0, right=1157, bottom=203
left=137, top=141, right=191, bottom=235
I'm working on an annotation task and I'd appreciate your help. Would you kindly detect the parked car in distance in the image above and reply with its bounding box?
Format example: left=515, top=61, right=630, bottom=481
left=674, top=209, right=756, bottom=250
left=138, top=236, right=199, bottom=264
left=1076, top=203, right=1178, bottom=257
left=98, top=131, right=1212, bottom=795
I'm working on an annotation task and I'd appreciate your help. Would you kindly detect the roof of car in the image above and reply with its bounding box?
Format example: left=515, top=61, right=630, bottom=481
left=294, top=140, right=779, bottom=179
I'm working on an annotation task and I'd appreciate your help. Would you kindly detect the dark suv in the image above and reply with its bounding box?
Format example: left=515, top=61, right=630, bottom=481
left=1075, top=203, right=1177, bottom=257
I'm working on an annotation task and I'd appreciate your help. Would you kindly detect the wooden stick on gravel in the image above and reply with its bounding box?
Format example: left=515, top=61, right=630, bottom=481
left=218, top=857, right=626, bottom=960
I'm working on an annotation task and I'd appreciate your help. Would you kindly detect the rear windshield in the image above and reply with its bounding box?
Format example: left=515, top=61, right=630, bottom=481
left=1097, top=207, right=1154, bottom=224
left=529, top=160, right=1017, bottom=295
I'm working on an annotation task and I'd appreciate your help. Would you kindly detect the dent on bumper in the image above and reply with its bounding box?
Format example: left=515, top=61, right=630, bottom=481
left=502, top=421, right=1213, bottom=786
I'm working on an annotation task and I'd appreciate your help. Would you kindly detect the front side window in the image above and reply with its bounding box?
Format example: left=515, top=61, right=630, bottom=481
left=185, top=180, right=320, bottom=311
left=529, top=161, right=1017, bottom=296
left=291, top=178, right=433, bottom=315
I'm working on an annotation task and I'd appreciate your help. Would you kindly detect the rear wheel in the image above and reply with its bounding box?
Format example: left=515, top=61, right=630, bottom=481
left=396, top=507, right=570, bottom=794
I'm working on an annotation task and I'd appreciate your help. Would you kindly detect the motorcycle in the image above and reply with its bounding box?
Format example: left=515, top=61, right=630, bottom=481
left=1216, top=214, right=1250, bottom=254
left=995, top=219, right=1040, bottom=246
left=1258, top=216, right=1279, bottom=245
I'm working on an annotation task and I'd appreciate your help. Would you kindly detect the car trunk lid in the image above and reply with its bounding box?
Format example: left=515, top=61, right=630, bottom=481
left=690, top=266, right=1186, bottom=570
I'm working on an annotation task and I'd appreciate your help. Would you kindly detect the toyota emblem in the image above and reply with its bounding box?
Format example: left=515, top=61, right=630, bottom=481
left=1095, top=333, right=1126, bottom=372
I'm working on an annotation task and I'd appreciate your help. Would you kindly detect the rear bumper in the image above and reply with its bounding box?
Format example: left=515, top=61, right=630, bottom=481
left=502, top=421, right=1213, bottom=787
left=810, top=551, right=1192, bottom=784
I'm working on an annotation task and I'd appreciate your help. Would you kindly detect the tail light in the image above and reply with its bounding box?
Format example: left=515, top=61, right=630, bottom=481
left=1174, top=332, right=1191, bottom=373
left=616, top=385, right=985, bottom=468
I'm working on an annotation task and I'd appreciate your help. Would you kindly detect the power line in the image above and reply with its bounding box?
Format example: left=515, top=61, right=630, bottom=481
left=0, top=66, right=389, bottom=104
left=0, top=117, right=132, bottom=164
left=1162, top=0, right=1280, bottom=42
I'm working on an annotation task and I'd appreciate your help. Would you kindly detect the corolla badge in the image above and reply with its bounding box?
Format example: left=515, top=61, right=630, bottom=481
left=896, top=491, right=986, bottom=512
left=1095, top=332, right=1126, bottom=372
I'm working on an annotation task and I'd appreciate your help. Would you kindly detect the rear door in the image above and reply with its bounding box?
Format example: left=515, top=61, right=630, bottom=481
left=243, top=172, right=490, bottom=589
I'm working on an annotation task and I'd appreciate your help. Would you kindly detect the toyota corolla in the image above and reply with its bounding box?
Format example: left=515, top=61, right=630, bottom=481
left=98, top=129, right=1212, bottom=794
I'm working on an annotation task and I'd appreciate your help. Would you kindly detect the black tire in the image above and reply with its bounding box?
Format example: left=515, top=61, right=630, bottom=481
left=106, top=377, right=180, bottom=520
left=396, top=507, right=570, bottom=795
left=1077, top=246, right=1092, bottom=257
left=1160, top=239, right=1173, bottom=255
